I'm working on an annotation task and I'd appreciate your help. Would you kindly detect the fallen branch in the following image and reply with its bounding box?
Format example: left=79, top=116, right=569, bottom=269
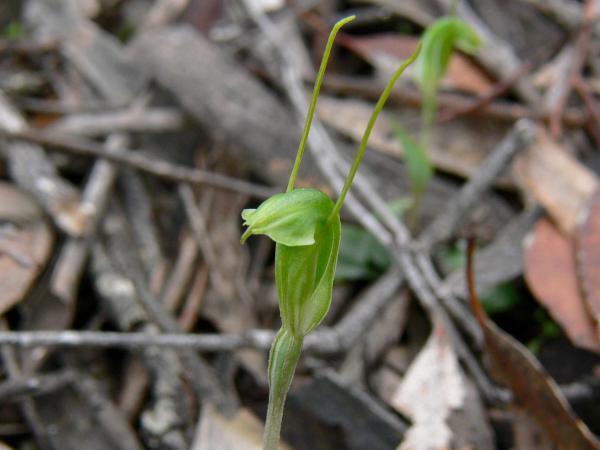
left=0, top=127, right=274, bottom=198
left=0, top=263, right=403, bottom=355
left=0, top=330, right=274, bottom=352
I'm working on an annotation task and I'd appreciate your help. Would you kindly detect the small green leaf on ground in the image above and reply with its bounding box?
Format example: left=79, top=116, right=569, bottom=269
left=3, top=21, right=25, bottom=40
left=481, top=282, right=521, bottom=315
left=336, top=224, right=392, bottom=281
left=393, top=124, right=433, bottom=199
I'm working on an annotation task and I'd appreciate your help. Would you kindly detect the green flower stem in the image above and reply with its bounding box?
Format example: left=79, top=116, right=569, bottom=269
left=286, top=15, right=356, bottom=193
left=329, top=45, right=422, bottom=222
left=264, top=329, right=304, bottom=450
left=451, top=0, right=458, bottom=15
left=413, top=99, right=434, bottom=229
left=408, top=190, right=423, bottom=232
left=419, top=92, right=436, bottom=150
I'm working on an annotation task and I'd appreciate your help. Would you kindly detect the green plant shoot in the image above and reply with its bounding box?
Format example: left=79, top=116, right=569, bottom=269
left=413, top=17, right=481, bottom=145
left=392, top=124, right=432, bottom=228
left=391, top=16, right=480, bottom=229
left=241, top=16, right=420, bottom=450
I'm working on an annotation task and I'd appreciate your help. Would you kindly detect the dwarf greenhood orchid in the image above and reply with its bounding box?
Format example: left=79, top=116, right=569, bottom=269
left=413, top=16, right=481, bottom=139
left=243, top=188, right=340, bottom=337
left=241, top=15, right=420, bottom=450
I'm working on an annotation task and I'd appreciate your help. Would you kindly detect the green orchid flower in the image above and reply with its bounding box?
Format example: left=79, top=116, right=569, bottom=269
left=242, top=187, right=340, bottom=338
left=241, top=15, right=420, bottom=450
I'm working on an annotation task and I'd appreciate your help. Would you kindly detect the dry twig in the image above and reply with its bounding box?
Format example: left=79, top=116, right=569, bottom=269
left=548, top=0, right=597, bottom=137
left=50, top=134, right=125, bottom=302
left=419, top=119, right=537, bottom=249
left=49, top=107, right=185, bottom=136
left=0, top=264, right=404, bottom=355
left=0, top=127, right=274, bottom=198
left=323, top=75, right=587, bottom=127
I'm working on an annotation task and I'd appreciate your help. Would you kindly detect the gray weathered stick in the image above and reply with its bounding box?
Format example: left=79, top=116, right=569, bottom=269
left=0, top=264, right=403, bottom=355
left=419, top=119, right=537, bottom=249
left=49, top=107, right=185, bottom=136
left=128, top=25, right=301, bottom=186
left=50, top=134, right=125, bottom=302
left=0, top=92, right=86, bottom=236
left=0, top=127, right=273, bottom=198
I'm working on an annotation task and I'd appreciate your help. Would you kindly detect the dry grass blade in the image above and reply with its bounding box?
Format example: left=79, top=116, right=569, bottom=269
left=467, top=239, right=600, bottom=450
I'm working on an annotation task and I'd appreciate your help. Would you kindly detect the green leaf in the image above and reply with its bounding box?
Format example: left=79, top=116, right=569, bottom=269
left=241, top=188, right=334, bottom=246
left=336, top=224, right=392, bottom=281
left=275, top=213, right=341, bottom=336
left=481, top=282, right=521, bottom=315
left=413, top=17, right=481, bottom=99
left=393, top=124, right=433, bottom=199
left=336, top=200, right=411, bottom=281
left=437, top=243, right=466, bottom=274
left=528, top=308, right=562, bottom=354
left=3, top=21, right=25, bottom=40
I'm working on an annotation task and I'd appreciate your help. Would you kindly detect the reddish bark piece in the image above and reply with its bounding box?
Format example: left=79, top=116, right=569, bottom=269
left=467, top=240, right=600, bottom=450
left=524, top=218, right=600, bottom=353
left=576, top=189, right=600, bottom=341
left=0, top=184, right=54, bottom=315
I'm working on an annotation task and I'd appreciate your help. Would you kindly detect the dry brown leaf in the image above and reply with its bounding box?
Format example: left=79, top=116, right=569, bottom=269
left=317, top=95, right=509, bottom=182
left=467, top=240, right=600, bottom=450
left=0, top=183, right=54, bottom=315
left=374, top=345, right=495, bottom=450
left=191, top=405, right=292, bottom=450
left=0, top=181, right=43, bottom=224
left=511, top=407, right=555, bottom=450
left=524, top=218, right=600, bottom=353
left=392, top=322, right=465, bottom=450
left=513, top=128, right=599, bottom=236
left=343, top=35, right=494, bottom=96
left=576, top=189, right=600, bottom=340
